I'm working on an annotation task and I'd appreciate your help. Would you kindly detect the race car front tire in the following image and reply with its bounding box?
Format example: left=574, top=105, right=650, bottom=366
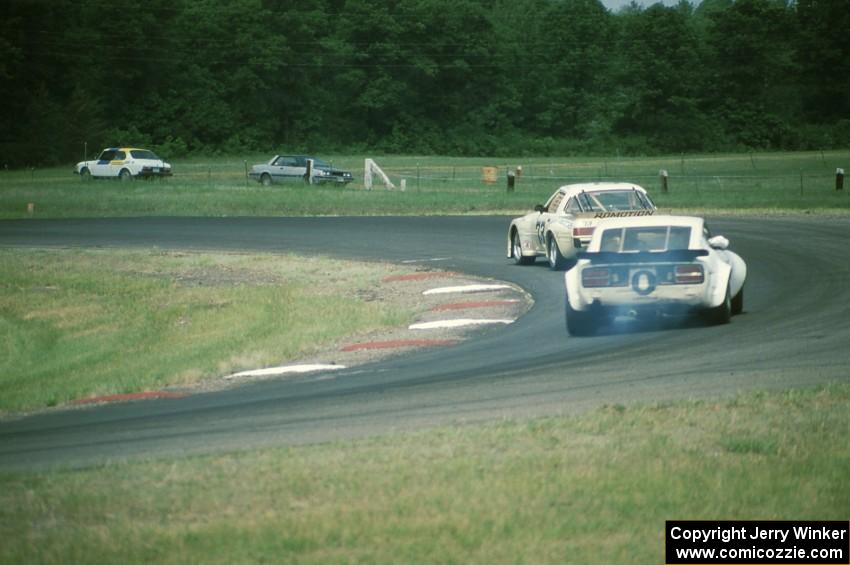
left=512, top=231, right=534, bottom=265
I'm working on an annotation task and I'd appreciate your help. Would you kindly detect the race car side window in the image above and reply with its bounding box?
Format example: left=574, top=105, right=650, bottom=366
left=99, top=150, right=116, bottom=161
left=564, top=197, right=581, bottom=214
left=114, top=151, right=125, bottom=160
left=547, top=192, right=565, bottom=213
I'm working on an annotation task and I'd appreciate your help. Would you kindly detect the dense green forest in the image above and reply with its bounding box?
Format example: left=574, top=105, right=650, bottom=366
left=2, top=0, right=849, bottom=165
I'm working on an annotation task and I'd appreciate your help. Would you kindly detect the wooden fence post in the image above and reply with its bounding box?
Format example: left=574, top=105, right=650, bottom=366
left=659, top=169, right=668, bottom=194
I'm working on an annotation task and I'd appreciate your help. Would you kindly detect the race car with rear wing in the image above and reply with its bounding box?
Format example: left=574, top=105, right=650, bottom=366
left=507, top=182, right=656, bottom=270
left=564, top=215, right=746, bottom=336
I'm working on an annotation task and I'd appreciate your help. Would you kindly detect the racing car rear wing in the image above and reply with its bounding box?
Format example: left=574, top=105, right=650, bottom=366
left=576, top=210, right=656, bottom=220
left=579, top=249, right=708, bottom=264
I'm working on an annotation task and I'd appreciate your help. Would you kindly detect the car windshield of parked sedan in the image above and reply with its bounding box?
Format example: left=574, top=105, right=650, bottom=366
left=600, top=226, right=691, bottom=252
left=129, top=149, right=160, bottom=160
left=578, top=190, right=654, bottom=212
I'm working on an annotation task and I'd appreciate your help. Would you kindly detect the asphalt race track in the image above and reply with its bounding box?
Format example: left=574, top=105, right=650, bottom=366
left=1, top=215, right=849, bottom=471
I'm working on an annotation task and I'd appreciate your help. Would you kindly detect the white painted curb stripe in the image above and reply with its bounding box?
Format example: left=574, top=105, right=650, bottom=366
left=409, top=319, right=515, bottom=330
left=401, top=257, right=451, bottom=264
left=423, top=284, right=512, bottom=295
left=225, top=364, right=346, bottom=379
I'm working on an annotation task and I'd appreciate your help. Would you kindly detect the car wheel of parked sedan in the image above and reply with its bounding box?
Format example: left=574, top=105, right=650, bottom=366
left=80, top=168, right=91, bottom=181
left=260, top=173, right=272, bottom=187
left=119, top=169, right=132, bottom=182
left=512, top=231, right=534, bottom=265
left=547, top=236, right=568, bottom=271
left=731, top=286, right=744, bottom=315
left=705, top=285, right=732, bottom=325
left=565, top=294, right=595, bottom=336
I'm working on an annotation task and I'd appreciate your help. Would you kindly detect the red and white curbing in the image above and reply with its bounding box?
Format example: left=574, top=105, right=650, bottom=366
left=224, top=275, right=524, bottom=381
left=409, top=319, right=514, bottom=330
left=422, top=284, right=512, bottom=295
left=416, top=282, right=519, bottom=329
left=224, top=364, right=346, bottom=380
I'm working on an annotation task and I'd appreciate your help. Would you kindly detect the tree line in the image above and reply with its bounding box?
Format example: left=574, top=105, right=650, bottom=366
left=2, top=0, right=848, bottom=166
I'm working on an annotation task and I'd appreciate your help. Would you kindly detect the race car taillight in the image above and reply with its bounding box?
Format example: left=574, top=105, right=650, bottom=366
left=573, top=227, right=594, bottom=238
left=674, top=264, right=704, bottom=284
left=582, top=267, right=611, bottom=287
left=582, top=267, right=628, bottom=288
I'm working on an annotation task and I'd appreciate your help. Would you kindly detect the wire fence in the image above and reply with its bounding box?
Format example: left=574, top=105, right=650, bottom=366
left=5, top=155, right=849, bottom=208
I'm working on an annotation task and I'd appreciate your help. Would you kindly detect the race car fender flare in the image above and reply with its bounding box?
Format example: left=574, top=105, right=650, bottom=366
left=727, top=252, right=747, bottom=298
left=708, top=262, right=732, bottom=308
left=564, top=263, right=588, bottom=311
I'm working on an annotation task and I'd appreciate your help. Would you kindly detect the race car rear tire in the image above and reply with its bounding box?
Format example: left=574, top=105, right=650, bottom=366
left=260, top=173, right=272, bottom=187
left=512, top=231, right=534, bottom=265
left=565, top=294, right=595, bottom=336
left=731, top=286, right=744, bottom=316
left=547, top=236, right=567, bottom=271
left=119, top=169, right=132, bottom=182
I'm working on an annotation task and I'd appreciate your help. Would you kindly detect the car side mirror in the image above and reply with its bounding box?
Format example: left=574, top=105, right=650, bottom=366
left=708, top=235, right=729, bottom=250
left=534, top=204, right=545, bottom=213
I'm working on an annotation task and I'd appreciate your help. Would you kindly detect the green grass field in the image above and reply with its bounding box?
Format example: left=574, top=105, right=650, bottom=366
left=2, top=384, right=847, bottom=563
left=0, top=248, right=414, bottom=414
left=2, top=151, right=849, bottom=218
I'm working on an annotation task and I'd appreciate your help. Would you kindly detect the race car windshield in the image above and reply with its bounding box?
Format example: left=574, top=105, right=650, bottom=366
left=600, top=226, right=692, bottom=252
left=130, top=150, right=159, bottom=160
left=579, top=190, right=653, bottom=212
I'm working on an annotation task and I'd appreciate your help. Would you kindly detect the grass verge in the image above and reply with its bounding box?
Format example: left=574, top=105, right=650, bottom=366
left=2, top=151, right=849, bottom=218
left=0, top=248, right=414, bottom=414
left=1, top=384, right=847, bottom=563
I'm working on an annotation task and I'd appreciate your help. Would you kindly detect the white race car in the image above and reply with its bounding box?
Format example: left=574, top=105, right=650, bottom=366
left=564, top=215, right=746, bottom=336
left=507, top=182, right=656, bottom=270
left=74, top=147, right=172, bottom=181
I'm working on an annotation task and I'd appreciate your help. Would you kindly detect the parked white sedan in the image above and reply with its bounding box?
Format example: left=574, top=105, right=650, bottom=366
left=564, top=215, right=746, bottom=335
left=507, top=182, right=656, bottom=270
left=74, top=147, right=172, bottom=180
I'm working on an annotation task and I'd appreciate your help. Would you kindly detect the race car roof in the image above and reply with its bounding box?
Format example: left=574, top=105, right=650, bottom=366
left=557, top=182, right=648, bottom=196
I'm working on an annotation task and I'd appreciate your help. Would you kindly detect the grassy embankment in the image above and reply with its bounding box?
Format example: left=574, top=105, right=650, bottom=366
left=0, top=248, right=413, bottom=414
left=2, top=384, right=848, bottom=563
left=1, top=150, right=849, bottom=218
